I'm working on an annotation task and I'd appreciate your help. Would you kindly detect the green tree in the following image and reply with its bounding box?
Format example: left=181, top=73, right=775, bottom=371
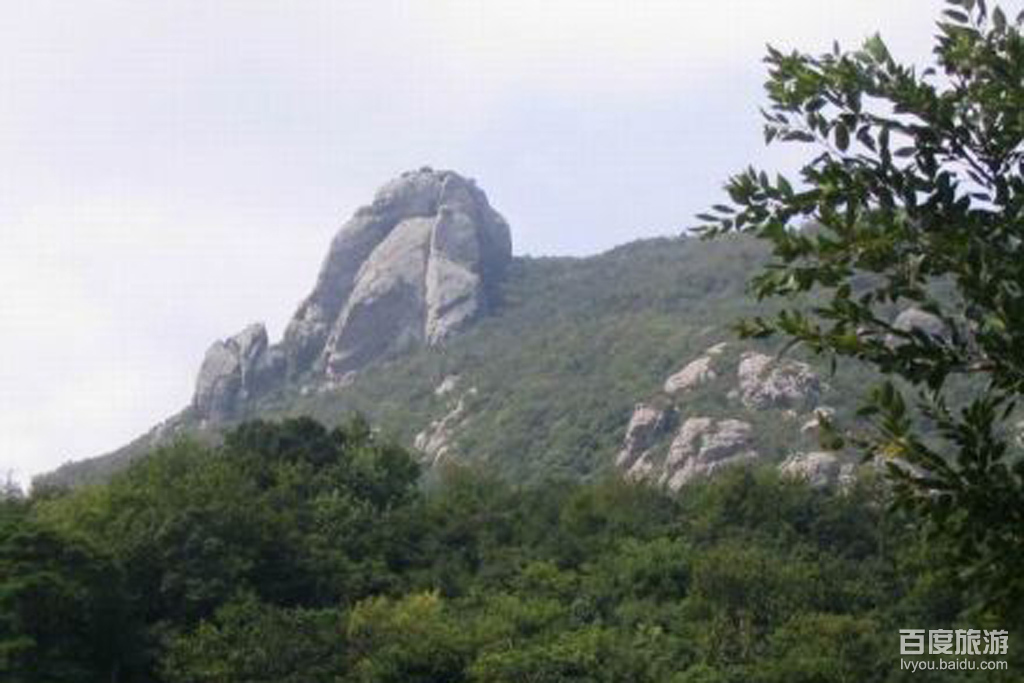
left=467, top=626, right=620, bottom=683
left=0, top=501, right=133, bottom=682
left=30, top=417, right=424, bottom=680
left=161, top=593, right=343, bottom=683
left=685, top=541, right=819, bottom=666
left=761, top=613, right=883, bottom=683
left=699, top=0, right=1024, bottom=617
left=345, top=591, right=471, bottom=683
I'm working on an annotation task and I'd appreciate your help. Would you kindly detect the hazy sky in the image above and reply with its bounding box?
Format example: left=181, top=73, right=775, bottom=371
left=1, top=0, right=940, bottom=484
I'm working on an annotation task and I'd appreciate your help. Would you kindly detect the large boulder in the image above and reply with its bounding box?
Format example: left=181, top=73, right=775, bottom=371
left=192, top=323, right=283, bottom=421
left=886, top=307, right=948, bottom=347
left=663, top=344, right=725, bottom=394
left=779, top=451, right=856, bottom=489
left=736, top=351, right=821, bottom=410
left=283, top=167, right=512, bottom=378
left=660, top=417, right=759, bottom=490
left=616, top=403, right=672, bottom=470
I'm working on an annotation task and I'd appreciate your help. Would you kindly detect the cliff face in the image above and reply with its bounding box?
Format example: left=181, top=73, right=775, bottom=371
left=192, top=168, right=512, bottom=421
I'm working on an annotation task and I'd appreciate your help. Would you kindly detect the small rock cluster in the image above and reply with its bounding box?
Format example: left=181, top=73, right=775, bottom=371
left=663, top=342, right=728, bottom=394
left=415, top=377, right=476, bottom=465
left=616, top=403, right=674, bottom=471
left=617, top=341, right=856, bottom=491
left=735, top=351, right=821, bottom=410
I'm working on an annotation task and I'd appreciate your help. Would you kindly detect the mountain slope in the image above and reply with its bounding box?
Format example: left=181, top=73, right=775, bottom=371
left=38, top=175, right=884, bottom=490
left=260, top=234, right=880, bottom=485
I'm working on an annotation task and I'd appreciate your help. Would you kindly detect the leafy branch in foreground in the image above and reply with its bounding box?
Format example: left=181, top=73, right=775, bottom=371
left=698, top=0, right=1024, bottom=614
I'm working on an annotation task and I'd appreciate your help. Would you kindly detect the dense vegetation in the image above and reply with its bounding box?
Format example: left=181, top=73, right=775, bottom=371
left=286, top=236, right=785, bottom=482
left=43, top=234, right=888, bottom=490
left=699, top=0, right=1024, bottom=611
left=239, top=236, right=875, bottom=478
left=5, top=417, right=1019, bottom=682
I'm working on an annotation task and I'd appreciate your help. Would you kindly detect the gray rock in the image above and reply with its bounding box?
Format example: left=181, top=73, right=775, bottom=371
left=661, top=417, right=759, bottom=490
left=616, top=403, right=672, bottom=469
left=887, top=307, right=948, bottom=346
left=192, top=323, right=270, bottom=420
left=664, top=356, right=716, bottom=394
left=737, top=351, right=821, bottom=410
left=800, top=406, right=836, bottom=436
left=191, top=168, right=511, bottom=421
left=662, top=343, right=729, bottom=394
left=414, top=388, right=477, bottom=464
left=434, top=375, right=461, bottom=397
left=323, top=216, right=434, bottom=373
left=779, top=451, right=849, bottom=488
left=281, top=168, right=511, bottom=378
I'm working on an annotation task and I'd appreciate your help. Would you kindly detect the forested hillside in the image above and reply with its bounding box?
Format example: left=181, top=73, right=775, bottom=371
left=41, top=234, right=882, bottom=489
left=4, top=417, right=1019, bottom=682
left=13, top=3, right=1024, bottom=681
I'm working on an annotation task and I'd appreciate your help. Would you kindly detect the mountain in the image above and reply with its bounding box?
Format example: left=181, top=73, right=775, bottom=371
left=194, top=166, right=512, bottom=422
left=37, top=169, right=882, bottom=490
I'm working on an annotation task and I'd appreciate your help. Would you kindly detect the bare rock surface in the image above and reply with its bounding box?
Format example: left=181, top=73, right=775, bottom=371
left=736, top=351, right=821, bottom=410
left=287, top=167, right=511, bottom=378
left=664, top=356, right=716, bottom=394
left=414, top=388, right=477, bottom=465
left=779, top=451, right=856, bottom=489
left=657, top=417, right=759, bottom=490
left=663, top=342, right=727, bottom=395
left=887, top=307, right=948, bottom=346
left=434, top=375, right=461, bottom=397
left=192, top=323, right=282, bottom=421
left=190, top=168, right=511, bottom=420
left=616, top=403, right=672, bottom=470
left=616, top=341, right=844, bottom=491
left=800, top=406, right=836, bottom=436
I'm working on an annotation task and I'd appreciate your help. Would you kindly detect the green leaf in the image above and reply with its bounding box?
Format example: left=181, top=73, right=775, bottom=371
left=992, top=6, right=1006, bottom=31
left=699, top=0, right=1024, bottom=621
left=777, top=174, right=793, bottom=197
left=864, top=34, right=889, bottom=62
left=834, top=123, right=850, bottom=151
left=783, top=131, right=816, bottom=143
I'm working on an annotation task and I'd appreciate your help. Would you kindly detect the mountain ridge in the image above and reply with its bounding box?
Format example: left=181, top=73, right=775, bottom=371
left=36, top=172, right=882, bottom=490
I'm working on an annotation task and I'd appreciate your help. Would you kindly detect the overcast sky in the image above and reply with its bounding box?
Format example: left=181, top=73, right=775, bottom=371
left=1, top=0, right=940, bottom=484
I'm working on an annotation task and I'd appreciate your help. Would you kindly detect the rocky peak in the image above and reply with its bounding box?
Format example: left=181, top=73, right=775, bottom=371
left=190, top=168, right=512, bottom=421
left=284, top=167, right=512, bottom=378
left=193, top=323, right=283, bottom=421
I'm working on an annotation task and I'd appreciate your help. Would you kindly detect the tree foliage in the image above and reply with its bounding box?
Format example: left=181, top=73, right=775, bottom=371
left=698, top=0, right=1024, bottom=616
left=0, top=499, right=132, bottom=682
left=4, top=417, right=1019, bottom=681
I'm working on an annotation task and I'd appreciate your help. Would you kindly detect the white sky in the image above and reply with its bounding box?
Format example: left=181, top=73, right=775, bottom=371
left=1, top=0, right=941, bottom=484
